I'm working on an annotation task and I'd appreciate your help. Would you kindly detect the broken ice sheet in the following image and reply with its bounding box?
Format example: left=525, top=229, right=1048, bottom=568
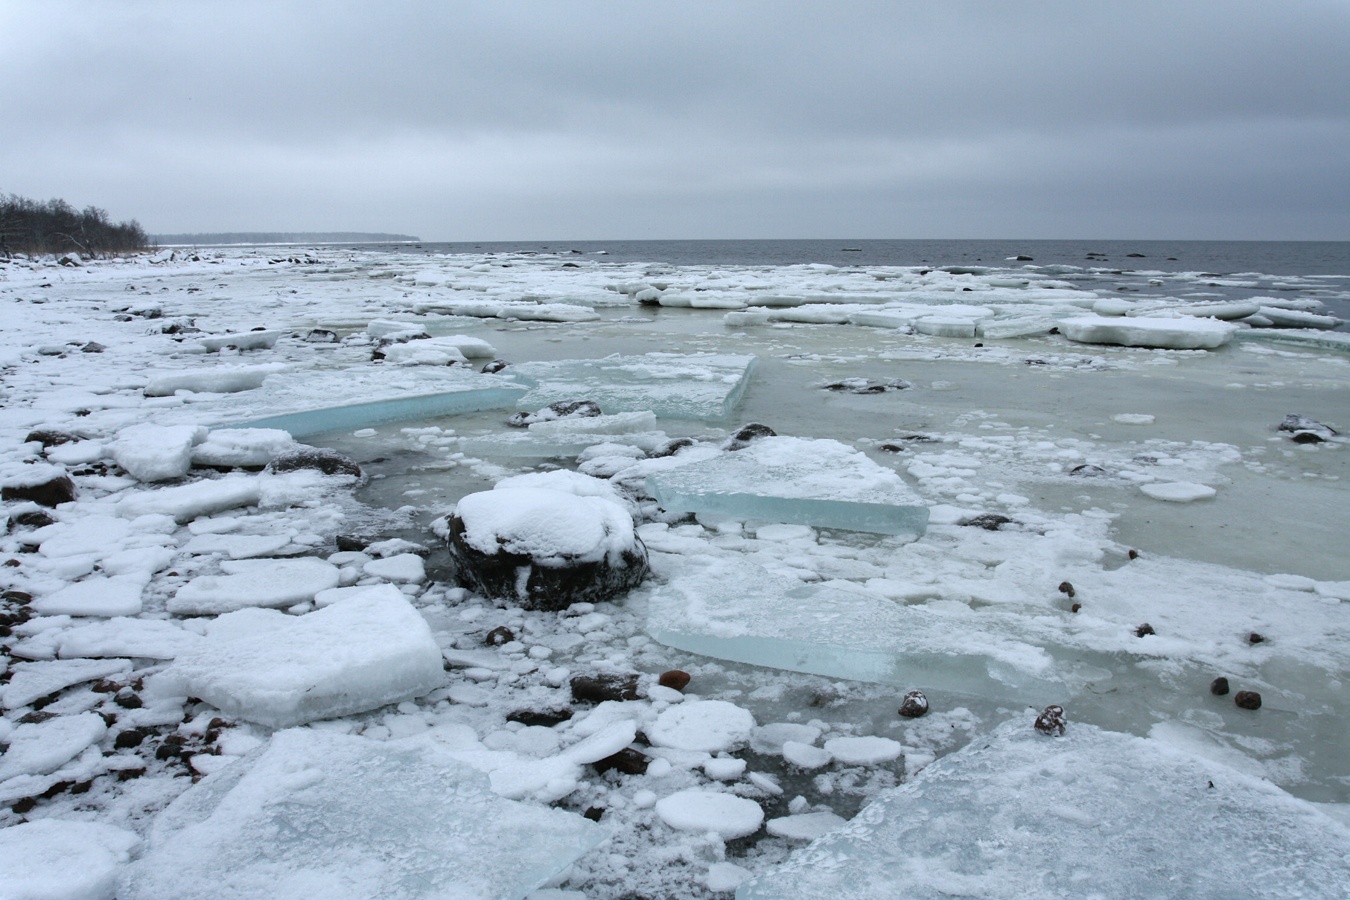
left=507, top=353, right=757, bottom=421
left=646, top=435, right=929, bottom=535
left=118, top=729, right=602, bottom=900
left=739, top=718, right=1350, bottom=899
left=158, top=587, right=444, bottom=728
left=643, top=558, right=1063, bottom=702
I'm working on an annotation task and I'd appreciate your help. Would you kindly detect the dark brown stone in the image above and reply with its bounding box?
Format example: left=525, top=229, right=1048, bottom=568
left=267, top=448, right=362, bottom=478
left=592, top=747, right=650, bottom=776
left=483, top=626, right=515, bottom=647
left=115, top=727, right=152, bottom=749
left=2, top=473, right=77, bottom=507
left=962, top=514, right=1014, bottom=531
left=7, top=510, right=56, bottom=531
left=114, top=691, right=143, bottom=709
left=898, top=690, right=929, bottom=718
left=1247, top=632, right=1265, bottom=645
left=1135, top=623, right=1156, bottom=638
left=1128, top=549, right=1140, bottom=560
left=658, top=670, right=691, bottom=692
left=1058, top=581, right=1075, bottom=598
left=1070, top=603, right=1082, bottom=613
left=23, top=429, right=80, bottom=448
left=1234, top=691, right=1262, bottom=710
left=335, top=534, right=370, bottom=552
left=481, top=358, right=510, bottom=374
left=507, top=708, right=573, bottom=727
left=571, top=673, right=641, bottom=704
left=725, top=422, right=777, bottom=450
left=1210, top=677, right=1230, bottom=695
left=1034, top=704, right=1066, bottom=736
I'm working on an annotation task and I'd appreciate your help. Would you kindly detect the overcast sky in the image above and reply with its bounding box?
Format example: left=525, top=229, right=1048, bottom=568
left=4, top=1, right=1348, bottom=241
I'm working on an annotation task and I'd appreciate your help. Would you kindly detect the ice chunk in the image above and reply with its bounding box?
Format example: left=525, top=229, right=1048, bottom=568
left=782, top=741, right=833, bottom=769
left=379, top=338, right=469, bottom=367
left=509, top=353, right=757, bottom=421
left=362, top=553, right=425, bottom=583
left=32, top=575, right=145, bottom=617
left=0, top=712, right=107, bottom=779
left=112, top=424, right=207, bottom=482
left=56, top=618, right=204, bottom=660
left=1, top=658, right=132, bottom=709
left=199, top=329, right=287, bottom=352
left=914, top=316, right=979, bottom=338
left=655, top=790, right=764, bottom=839
left=739, top=718, right=1350, bottom=899
left=648, top=700, right=756, bottom=753
left=0, top=819, right=139, bottom=900
left=191, top=428, right=299, bottom=468
left=182, top=532, right=295, bottom=559
left=822, top=735, right=901, bottom=765
left=118, top=476, right=263, bottom=522
left=1140, top=481, right=1217, bottom=502
left=647, top=436, right=928, bottom=535
left=118, top=729, right=601, bottom=900
left=160, top=589, right=444, bottom=727
left=766, top=811, right=847, bottom=841
left=143, top=364, right=285, bottom=397
left=206, top=367, right=527, bottom=438
left=645, top=558, right=1062, bottom=700
left=1059, top=315, right=1237, bottom=349
left=168, top=557, right=340, bottom=615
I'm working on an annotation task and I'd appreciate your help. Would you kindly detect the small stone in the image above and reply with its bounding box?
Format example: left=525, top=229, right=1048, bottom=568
left=570, top=673, right=641, bottom=704
left=2, top=473, right=77, bottom=508
left=506, top=708, right=573, bottom=727
left=480, top=358, right=510, bottom=374
left=1210, top=677, right=1230, bottom=695
left=1234, top=691, right=1262, bottom=710
left=267, top=448, right=362, bottom=478
left=303, top=328, right=339, bottom=343
left=658, top=670, right=692, bottom=692
left=1069, top=464, right=1108, bottom=477
left=898, top=690, right=929, bottom=718
left=1070, top=603, right=1081, bottom=613
left=591, top=747, right=650, bottom=776
left=335, top=534, right=369, bottom=552
left=1034, top=704, right=1066, bottom=736
left=114, top=727, right=152, bottom=749
left=483, top=626, right=515, bottom=646
left=649, top=438, right=695, bottom=459
left=725, top=423, right=776, bottom=450
left=583, top=806, right=605, bottom=822
left=24, top=429, right=80, bottom=448
left=1135, top=623, right=1156, bottom=638
left=1247, top=632, right=1265, bottom=645
left=961, top=514, right=1014, bottom=531
left=1058, top=581, right=1075, bottom=598
left=1128, top=549, right=1140, bottom=560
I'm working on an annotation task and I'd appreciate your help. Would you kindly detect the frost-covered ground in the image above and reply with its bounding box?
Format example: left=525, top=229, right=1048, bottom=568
left=1, top=247, right=1348, bottom=898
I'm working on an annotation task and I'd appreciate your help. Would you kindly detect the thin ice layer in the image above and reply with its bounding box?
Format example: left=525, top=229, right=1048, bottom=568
left=646, top=436, right=928, bottom=535
left=160, top=589, right=444, bottom=727
left=738, top=718, right=1350, bottom=899
left=644, top=558, right=1061, bottom=701
left=198, top=366, right=526, bottom=437
left=118, top=729, right=602, bottom=900
left=509, top=353, right=756, bottom=421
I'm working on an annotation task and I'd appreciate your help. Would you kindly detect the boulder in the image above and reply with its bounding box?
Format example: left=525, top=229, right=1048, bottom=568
left=266, top=448, right=362, bottom=478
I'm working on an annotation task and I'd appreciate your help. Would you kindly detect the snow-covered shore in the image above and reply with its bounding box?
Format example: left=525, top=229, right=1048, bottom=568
left=1, top=247, right=1348, bottom=897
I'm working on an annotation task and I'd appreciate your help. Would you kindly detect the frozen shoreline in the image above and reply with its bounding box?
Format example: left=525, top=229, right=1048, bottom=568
left=1, top=247, right=1347, bottom=897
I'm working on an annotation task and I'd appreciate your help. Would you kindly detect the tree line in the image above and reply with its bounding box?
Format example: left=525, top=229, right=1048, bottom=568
left=0, top=192, right=149, bottom=257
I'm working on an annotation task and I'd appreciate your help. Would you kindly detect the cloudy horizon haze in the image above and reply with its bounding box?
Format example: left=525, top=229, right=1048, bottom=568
left=4, top=1, right=1349, bottom=243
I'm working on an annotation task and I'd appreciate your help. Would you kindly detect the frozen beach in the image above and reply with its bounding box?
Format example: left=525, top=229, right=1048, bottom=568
left=2, top=243, right=1348, bottom=898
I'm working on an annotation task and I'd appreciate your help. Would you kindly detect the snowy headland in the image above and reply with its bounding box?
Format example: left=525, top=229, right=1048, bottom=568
left=1, top=246, right=1348, bottom=898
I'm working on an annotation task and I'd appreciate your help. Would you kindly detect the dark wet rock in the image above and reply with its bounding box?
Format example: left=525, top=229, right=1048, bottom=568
left=483, top=626, right=515, bottom=647
left=303, top=328, right=339, bottom=343
left=583, top=806, right=605, bottom=822
left=7, top=510, right=56, bottom=532
left=1126, top=253, right=1146, bottom=258
left=80, top=341, right=106, bottom=353
left=898, top=690, right=929, bottom=718
left=114, top=691, right=143, bottom=709
left=2, top=472, right=77, bottom=507
left=481, top=358, right=510, bottom=374
left=3, top=590, right=33, bottom=605
left=1034, top=704, right=1067, bottom=736
left=24, top=429, right=80, bottom=448
left=649, top=438, right=695, bottom=459
left=1210, top=676, right=1230, bottom=695
left=266, top=448, right=362, bottom=478
left=445, top=500, right=649, bottom=612
left=1070, top=464, right=1108, bottom=477
left=1012, top=255, right=1034, bottom=261
left=821, top=378, right=913, bottom=394
left=18, top=710, right=57, bottom=725
left=725, top=423, right=776, bottom=450
left=960, top=514, right=1014, bottom=531
left=658, top=670, right=691, bottom=692
left=1277, top=415, right=1337, bottom=442
left=507, top=399, right=603, bottom=428
left=592, top=747, right=650, bottom=776
left=507, top=708, right=574, bottom=727
left=1247, top=632, right=1266, bottom=645
left=334, top=534, right=369, bottom=552
left=571, top=673, right=641, bottom=704
left=114, top=727, right=153, bottom=749
left=1058, top=581, right=1075, bottom=598
left=1135, top=623, right=1156, bottom=638
left=877, top=442, right=906, bottom=453
left=1070, top=602, right=1082, bottom=613
left=1234, top=690, right=1262, bottom=710
left=1128, top=549, right=1140, bottom=560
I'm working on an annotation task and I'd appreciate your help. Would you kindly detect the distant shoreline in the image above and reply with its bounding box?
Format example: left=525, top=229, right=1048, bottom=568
left=150, top=231, right=420, bottom=246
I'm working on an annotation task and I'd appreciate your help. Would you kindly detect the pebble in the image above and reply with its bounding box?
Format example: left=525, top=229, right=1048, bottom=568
left=658, top=669, right=692, bottom=692
left=1234, top=691, right=1262, bottom=710
left=1034, top=704, right=1067, bottom=736
left=1135, top=623, right=1156, bottom=638
left=898, top=690, right=929, bottom=718
left=1210, top=677, right=1230, bottom=696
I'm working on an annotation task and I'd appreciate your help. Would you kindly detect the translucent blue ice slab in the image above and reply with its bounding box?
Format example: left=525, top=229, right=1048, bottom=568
left=645, top=436, right=928, bottom=535
left=203, top=367, right=526, bottom=438
left=644, top=559, right=1062, bottom=703
left=507, top=353, right=756, bottom=421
